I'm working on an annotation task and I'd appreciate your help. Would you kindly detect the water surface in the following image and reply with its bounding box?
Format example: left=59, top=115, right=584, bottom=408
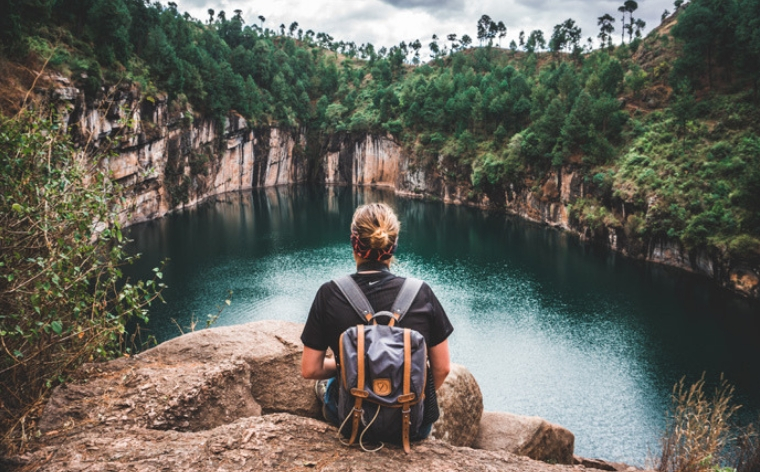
left=125, top=185, right=760, bottom=464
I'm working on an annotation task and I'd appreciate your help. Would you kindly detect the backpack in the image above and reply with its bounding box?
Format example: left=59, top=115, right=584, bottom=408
left=333, top=275, right=427, bottom=453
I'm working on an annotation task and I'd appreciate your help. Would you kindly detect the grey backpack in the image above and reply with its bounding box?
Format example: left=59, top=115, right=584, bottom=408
left=333, top=276, right=427, bottom=453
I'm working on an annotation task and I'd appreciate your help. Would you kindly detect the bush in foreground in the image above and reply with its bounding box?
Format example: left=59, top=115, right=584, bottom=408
left=0, top=108, right=163, bottom=454
left=656, top=374, right=740, bottom=472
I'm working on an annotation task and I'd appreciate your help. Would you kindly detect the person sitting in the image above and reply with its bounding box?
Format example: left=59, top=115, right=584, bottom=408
left=300, top=202, right=453, bottom=441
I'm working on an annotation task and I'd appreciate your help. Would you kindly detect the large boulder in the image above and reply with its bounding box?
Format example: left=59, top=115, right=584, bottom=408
left=37, top=356, right=261, bottom=433
left=38, top=320, right=321, bottom=434
left=9, top=321, right=585, bottom=472
left=146, top=320, right=321, bottom=417
left=474, top=411, right=575, bottom=465
left=8, top=413, right=577, bottom=472
left=432, top=363, right=484, bottom=447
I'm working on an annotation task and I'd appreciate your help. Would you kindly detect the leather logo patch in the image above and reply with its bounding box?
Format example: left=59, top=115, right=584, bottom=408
left=373, top=379, right=392, bottom=396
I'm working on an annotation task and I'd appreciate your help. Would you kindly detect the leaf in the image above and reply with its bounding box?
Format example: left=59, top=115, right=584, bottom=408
left=225, top=299, right=231, bottom=306
left=51, top=320, right=63, bottom=335
left=12, top=203, right=23, bottom=213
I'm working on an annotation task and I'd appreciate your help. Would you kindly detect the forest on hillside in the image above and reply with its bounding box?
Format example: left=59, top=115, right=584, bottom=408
left=2, top=0, right=759, bottom=258
left=2, top=0, right=760, bottom=460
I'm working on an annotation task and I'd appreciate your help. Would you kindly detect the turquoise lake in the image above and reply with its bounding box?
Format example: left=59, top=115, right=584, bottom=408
left=125, top=185, right=760, bottom=465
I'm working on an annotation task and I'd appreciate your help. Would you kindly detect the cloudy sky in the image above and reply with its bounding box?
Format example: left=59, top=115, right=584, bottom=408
left=173, top=0, right=676, bottom=53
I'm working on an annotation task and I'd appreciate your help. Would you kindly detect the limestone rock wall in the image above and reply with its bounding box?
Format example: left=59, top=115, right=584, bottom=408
left=49, top=83, right=759, bottom=298
left=324, top=133, right=400, bottom=187
left=56, top=85, right=307, bottom=226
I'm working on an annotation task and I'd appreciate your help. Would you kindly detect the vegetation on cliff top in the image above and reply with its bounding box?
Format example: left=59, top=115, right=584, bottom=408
left=2, top=0, right=759, bottom=262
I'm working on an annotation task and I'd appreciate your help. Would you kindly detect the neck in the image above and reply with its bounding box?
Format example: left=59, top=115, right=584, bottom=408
left=356, top=260, right=391, bottom=273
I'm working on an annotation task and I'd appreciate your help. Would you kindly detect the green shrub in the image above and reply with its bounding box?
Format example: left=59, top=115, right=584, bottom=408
left=0, top=110, right=164, bottom=454
left=624, top=214, right=646, bottom=237
left=727, top=235, right=760, bottom=260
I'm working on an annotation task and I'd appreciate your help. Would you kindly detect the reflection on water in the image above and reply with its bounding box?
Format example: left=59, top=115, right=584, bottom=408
left=125, top=185, right=760, bottom=464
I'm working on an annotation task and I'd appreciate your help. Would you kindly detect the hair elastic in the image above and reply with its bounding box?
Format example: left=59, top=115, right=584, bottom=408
left=350, top=229, right=398, bottom=261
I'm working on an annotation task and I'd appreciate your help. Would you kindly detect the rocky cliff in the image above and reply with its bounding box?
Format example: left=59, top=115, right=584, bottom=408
left=5, top=321, right=639, bottom=472
left=54, top=81, right=308, bottom=226
left=50, top=81, right=759, bottom=299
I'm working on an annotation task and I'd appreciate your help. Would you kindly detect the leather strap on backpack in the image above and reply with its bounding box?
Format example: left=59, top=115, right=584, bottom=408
left=334, top=276, right=374, bottom=323
left=392, top=278, right=423, bottom=324
left=401, top=328, right=412, bottom=453
left=333, top=276, right=424, bottom=326
left=348, top=324, right=366, bottom=446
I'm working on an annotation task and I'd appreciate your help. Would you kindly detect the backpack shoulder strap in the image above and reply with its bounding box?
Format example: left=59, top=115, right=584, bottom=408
left=392, top=278, right=424, bottom=323
left=333, top=275, right=374, bottom=323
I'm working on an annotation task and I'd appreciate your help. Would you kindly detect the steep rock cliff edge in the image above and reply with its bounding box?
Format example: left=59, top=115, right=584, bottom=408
left=4, top=321, right=645, bottom=472
left=45, top=81, right=759, bottom=299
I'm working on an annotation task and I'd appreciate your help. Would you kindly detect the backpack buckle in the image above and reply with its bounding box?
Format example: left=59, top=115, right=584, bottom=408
left=350, top=388, right=369, bottom=398
left=397, top=393, right=416, bottom=403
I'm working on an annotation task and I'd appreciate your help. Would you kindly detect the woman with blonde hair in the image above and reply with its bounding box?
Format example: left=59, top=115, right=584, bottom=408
left=301, top=202, right=453, bottom=442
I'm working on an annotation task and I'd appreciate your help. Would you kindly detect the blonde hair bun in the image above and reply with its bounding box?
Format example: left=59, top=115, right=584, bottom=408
left=350, top=203, right=400, bottom=261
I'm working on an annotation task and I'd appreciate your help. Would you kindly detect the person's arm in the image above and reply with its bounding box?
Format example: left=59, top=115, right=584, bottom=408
left=301, top=345, right=337, bottom=379
left=428, top=339, right=451, bottom=390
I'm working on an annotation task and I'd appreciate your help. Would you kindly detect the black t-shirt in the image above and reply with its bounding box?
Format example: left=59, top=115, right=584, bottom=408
left=301, top=268, right=454, bottom=357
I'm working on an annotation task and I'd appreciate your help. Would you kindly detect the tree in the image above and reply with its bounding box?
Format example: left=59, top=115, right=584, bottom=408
left=497, top=21, right=507, bottom=46
left=736, top=0, right=760, bottom=95
left=625, top=64, right=648, bottom=99
left=662, top=9, right=671, bottom=21
left=409, top=39, right=422, bottom=63
left=207, top=8, right=214, bottom=24
left=447, top=33, right=458, bottom=53
left=429, top=34, right=440, bottom=58
left=671, top=0, right=738, bottom=89
left=560, top=90, right=594, bottom=158
left=618, top=4, right=627, bottom=43
left=525, top=30, right=546, bottom=53
left=460, top=34, right=472, bottom=49
left=634, top=18, right=646, bottom=38
left=258, top=15, right=265, bottom=28
left=489, top=20, right=500, bottom=45
left=475, top=14, right=503, bottom=47
left=550, top=19, right=581, bottom=58
left=519, top=30, right=525, bottom=49
left=623, top=0, right=639, bottom=43
left=598, top=13, right=615, bottom=49
left=599, top=57, right=625, bottom=96
left=87, top=0, right=133, bottom=65
left=289, top=21, right=298, bottom=37
left=671, top=79, right=697, bottom=135
left=477, top=14, right=492, bottom=46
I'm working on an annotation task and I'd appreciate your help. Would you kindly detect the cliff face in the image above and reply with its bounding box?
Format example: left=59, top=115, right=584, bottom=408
left=55, top=84, right=759, bottom=299
left=58, top=86, right=308, bottom=226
